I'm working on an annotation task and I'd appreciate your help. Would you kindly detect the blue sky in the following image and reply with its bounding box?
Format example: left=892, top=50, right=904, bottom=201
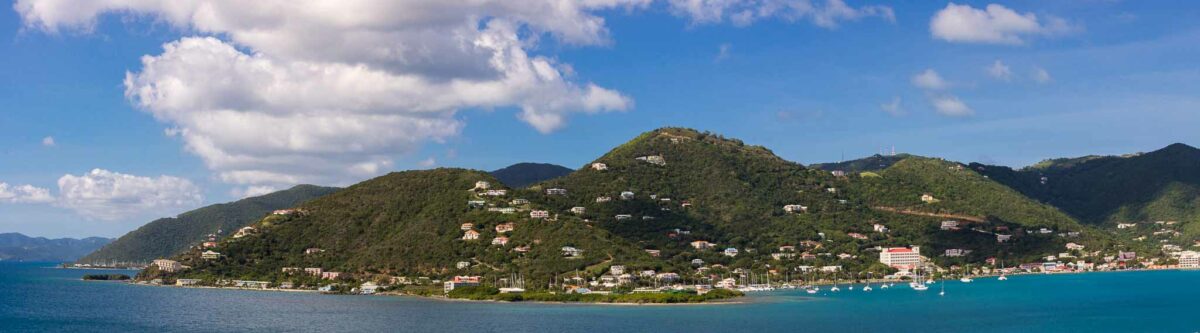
left=2, top=0, right=1198, bottom=238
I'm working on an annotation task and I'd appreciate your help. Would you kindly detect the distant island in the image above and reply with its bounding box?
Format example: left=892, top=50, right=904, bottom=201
left=120, top=128, right=1197, bottom=303
left=0, top=233, right=111, bottom=262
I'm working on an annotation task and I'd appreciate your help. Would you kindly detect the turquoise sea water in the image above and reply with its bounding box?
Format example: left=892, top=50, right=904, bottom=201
left=2, top=262, right=1197, bottom=332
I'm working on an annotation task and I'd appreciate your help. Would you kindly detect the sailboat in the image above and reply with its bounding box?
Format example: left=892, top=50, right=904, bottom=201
left=862, top=284, right=873, bottom=292
left=938, top=281, right=945, bottom=296
left=959, top=265, right=973, bottom=283
left=998, top=274, right=1008, bottom=281
left=910, top=267, right=929, bottom=291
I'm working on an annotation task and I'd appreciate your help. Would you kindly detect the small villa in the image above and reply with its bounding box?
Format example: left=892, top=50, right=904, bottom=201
left=562, top=246, right=584, bottom=257
left=495, top=223, right=515, bottom=233
left=691, top=239, right=715, bottom=249
left=201, top=250, right=221, bottom=260
left=546, top=188, right=568, bottom=195
left=460, top=223, right=474, bottom=230
left=530, top=210, right=550, bottom=219
left=723, top=248, right=739, bottom=257
left=783, top=204, right=808, bottom=213
left=492, top=237, right=509, bottom=246
left=463, top=230, right=481, bottom=240
left=591, top=163, right=608, bottom=170
left=570, top=206, right=586, bottom=215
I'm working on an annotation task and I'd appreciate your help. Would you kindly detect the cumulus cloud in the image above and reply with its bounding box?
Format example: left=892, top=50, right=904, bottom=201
left=418, top=157, right=437, bottom=168
left=18, top=1, right=639, bottom=187
left=930, top=95, right=973, bottom=116
left=911, top=69, right=971, bottom=117
left=41, top=136, right=56, bottom=147
left=880, top=97, right=904, bottom=116
left=16, top=0, right=892, bottom=189
left=0, top=182, right=55, bottom=204
left=666, top=0, right=894, bottom=28
left=986, top=60, right=1012, bottom=81
left=1032, top=67, right=1052, bottom=84
left=56, top=169, right=202, bottom=220
left=930, top=3, right=1077, bottom=45
left=911, top=69, right=948, bottom=90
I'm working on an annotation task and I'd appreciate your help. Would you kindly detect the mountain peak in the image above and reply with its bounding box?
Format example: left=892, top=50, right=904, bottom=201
left=1157, top=142, right=1199, bottom=154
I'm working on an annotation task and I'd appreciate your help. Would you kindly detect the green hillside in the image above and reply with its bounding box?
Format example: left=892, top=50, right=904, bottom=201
left=79, top=185, right=338, bottom=264
left=975, top=143, right=1200, bottom=241
left=148, top=128, right=1141, bottom=292
left=156, top=169, right=653, bottom=287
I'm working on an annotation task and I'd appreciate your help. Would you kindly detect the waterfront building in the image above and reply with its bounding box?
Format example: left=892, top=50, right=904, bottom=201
left=444, top=276, right=481, bottom=293
left=1180, top=251, right=1200, bottom=268
left=879, top=246, right=921, bottom=269
left=175, top=279, right=200, bottom=286
left=360, top=282, right=380, bottom=294
left=153, top=259, right=183, bottom=273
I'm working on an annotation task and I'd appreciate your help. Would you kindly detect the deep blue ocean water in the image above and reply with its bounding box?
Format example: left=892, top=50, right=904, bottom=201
left=2, top=262, right=1197, bottom=332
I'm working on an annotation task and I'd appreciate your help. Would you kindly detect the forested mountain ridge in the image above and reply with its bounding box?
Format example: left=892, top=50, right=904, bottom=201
left=79, top=185, right=339, bottom=264
left=974, top=143, right=1200, bottom=241
left=150, top=128, right=1130, bottom=289
left=490, top=162, right=572, bottom=188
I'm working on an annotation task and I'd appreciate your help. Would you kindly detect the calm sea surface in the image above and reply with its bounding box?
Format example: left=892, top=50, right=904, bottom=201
left=2, top=262, right=1197, bottom=332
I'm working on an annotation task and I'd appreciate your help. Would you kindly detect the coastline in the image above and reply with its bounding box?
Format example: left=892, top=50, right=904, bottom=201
left=128, top=282, right=745, bottom=305
left=117, top=267, right=1198, bottom=305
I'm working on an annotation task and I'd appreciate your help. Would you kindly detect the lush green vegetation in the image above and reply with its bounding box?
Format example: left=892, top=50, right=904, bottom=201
left=976, top=143, right=1200, bottom=242
left=144, top=128, right=1173, bottom=301
left=82, top=274, right=130, bottom=281
left=79, top=185, right=338, bottom=264
left=490, top=163, right=573, bottom=188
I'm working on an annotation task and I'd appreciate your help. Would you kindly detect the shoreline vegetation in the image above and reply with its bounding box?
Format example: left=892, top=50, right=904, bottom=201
left=82, top=273, right=131, bottom=281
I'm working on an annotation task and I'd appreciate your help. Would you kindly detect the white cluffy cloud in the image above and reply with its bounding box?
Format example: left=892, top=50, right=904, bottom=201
left=986, top=60, right=1012, bottom=81
left=911, top=69, right=948, bottom=90
left=17, top=0, right=639, bottom=189
left=930, top=3, right=1077, bottom=45
left=911, top=69, right=972, bottom=117
left=668, top=0, right=894, bottom=28
left=929, top=95, right=973, bottom=116
left=0, top=182, right=55, bottom=204
left=56, top=169, right=202, bottom=220
left=16, top=0, right=894, bottom=190
left=41, top=136, right=56, bottom=146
